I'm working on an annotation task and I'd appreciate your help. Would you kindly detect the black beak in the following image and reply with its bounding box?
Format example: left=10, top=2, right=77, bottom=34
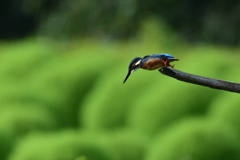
left=123, top=69, right=132, bottom=84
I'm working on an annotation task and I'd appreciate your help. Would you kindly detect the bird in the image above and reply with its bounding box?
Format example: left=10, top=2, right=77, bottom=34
left=123, top=53, right=179, bottom=84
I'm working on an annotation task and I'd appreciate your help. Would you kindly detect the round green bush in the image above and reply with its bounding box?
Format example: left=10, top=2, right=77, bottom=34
left=0, top=41, right=56, bottom=81
left=145, top=119, right=240, bottom=160
left=103, top=130, right=149, bottom=160
left=209, top=92, right=240, bottom=134
left=8, top=130, right=149, bottom=160
left=30, top=53, right=116, bottom=127
left=8, top=131, right=109, bottom=160
left=0, top=104, right=58, bottom=137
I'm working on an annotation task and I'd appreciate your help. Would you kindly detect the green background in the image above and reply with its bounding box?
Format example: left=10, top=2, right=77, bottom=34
left=1, top=27, right=240, bottom=159
left=1, top=1, right=240, bottom=160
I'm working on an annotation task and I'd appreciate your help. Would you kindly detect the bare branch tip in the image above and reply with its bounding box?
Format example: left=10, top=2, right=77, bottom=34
left=158, top=67, right=240, bottom=93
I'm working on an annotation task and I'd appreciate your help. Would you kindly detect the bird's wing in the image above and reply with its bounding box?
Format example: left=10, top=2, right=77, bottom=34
left=154, top=53, right=178, bottom=60
left=143, top=55, right=150, bottom=58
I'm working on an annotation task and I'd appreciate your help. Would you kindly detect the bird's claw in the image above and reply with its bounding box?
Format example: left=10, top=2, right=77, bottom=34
left=162, top=60, right=174, bottom=68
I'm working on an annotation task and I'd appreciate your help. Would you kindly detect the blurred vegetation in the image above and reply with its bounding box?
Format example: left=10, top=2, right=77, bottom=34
left=1, top=1, right=240, bottom=159
left=0, top=19, right=240, bottom=160
left=1, top=0, right=240, bottom=45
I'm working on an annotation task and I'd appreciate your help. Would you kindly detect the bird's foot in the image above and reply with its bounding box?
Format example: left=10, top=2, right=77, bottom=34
left=162, top=60, right=168, bottom=67
left=162, top=60, right=174, bottom=68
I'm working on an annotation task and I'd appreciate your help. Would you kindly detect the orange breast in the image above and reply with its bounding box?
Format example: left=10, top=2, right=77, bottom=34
left=144, top=59, right=164, bottom=70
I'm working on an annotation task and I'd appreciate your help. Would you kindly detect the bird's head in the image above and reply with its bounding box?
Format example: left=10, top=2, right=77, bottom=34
left=123, top=57, right=142, bottom=84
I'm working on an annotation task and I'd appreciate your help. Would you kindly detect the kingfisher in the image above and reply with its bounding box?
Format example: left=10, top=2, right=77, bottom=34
left=123, top=53, right=179, bottom=83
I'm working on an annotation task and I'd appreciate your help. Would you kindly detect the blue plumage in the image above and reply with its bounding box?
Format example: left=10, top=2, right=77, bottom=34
left=143, top=53, right=178, bottom=60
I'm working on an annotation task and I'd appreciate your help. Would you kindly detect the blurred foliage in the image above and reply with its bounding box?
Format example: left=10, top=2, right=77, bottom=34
left=8, top=130, right=148, bottom=160
left=145, top=119, right=240, bottom=160
left=1, top=0, right=240, bottom=45
left=0, top=22, right=240, bottom=160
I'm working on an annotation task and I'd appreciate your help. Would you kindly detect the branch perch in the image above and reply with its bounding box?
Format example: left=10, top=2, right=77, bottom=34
left=159, top=67, right=240, bottom=93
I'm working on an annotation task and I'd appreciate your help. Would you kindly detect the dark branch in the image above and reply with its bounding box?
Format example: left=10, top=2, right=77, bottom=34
left=159, top=67, right=240, bottom=93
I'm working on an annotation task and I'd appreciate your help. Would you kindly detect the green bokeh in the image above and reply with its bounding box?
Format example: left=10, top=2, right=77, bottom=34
left=145, top=119, right=240, bottom=160
left=1, top=24, right=240, bottom=160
